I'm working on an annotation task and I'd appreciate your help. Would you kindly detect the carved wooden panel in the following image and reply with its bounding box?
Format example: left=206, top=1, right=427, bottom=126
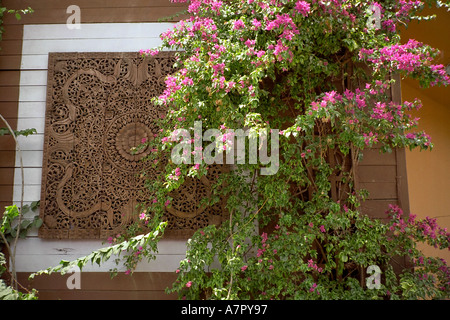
left=39, top=52, right=226, bottom=239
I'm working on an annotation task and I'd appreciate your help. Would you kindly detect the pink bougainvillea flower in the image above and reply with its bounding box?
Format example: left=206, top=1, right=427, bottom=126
left=252, top=18, right=262, bottom=29
left=233, top=19, right=245, bottom=30
left=295, top=0, right=311, bottom=17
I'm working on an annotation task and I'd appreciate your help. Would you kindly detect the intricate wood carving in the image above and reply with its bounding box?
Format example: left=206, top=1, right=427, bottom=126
left=39, top=52, right=226, bottom=239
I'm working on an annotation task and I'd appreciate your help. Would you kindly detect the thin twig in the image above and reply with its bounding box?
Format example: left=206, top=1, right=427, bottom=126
left=227, top=197, right=269, bottom=243
left=0, top=114, right=25, bottom=291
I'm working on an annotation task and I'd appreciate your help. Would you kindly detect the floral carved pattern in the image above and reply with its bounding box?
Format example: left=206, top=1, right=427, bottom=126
left=39, top=52, right=226, bottom=239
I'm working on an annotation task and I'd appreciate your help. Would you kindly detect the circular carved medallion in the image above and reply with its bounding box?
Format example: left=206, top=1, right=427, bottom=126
left=116, top=122, right=152, bottom=160
left=104, top=112, right=157, bottom=171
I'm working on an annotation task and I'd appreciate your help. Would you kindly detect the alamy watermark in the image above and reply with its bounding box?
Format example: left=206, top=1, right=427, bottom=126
left=366, top=265, right=382, bottom=289
left=66, top=5, right=81, bottom=29
left=367, top=4, right=382, bottom=30
left=169, top=121, right=279, bottom=175
left=66, top=267, right=81, bottom=290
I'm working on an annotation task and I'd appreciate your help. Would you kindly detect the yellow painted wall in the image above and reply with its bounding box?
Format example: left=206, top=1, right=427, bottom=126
left=399, top=6, right=450, bottom=263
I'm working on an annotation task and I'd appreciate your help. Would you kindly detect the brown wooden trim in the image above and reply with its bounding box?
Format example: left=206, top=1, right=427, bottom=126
left=0, top=151, right=16, bottom=167
left=361, top=199, right=394, bottom=220
left=6, top=0, right=188, bottom=9
left=0, top=168, right=15, bottom=185
left=0, top=201, right=13, bottom=210
left=0, top=116, right=17, bottom=129
left=0, top=102, right=22, bottom=118
left=356, top=165, right=397, bottom=183
left=359, top=182, right=398, bottom=200
left=3, top=7, right=188, bottom=25
left=0, top=25, right=23, bottom=41
left=0, top=186, right=14, bottom=202
left=0, top=71, right=21, bottom=85
left=395, top=147, right=410, bottom=214
left=356, top=72, right=410, bottom=219
left=0, top=40, right=23, bottom=56
left=0, top=87, right=20, bottom=102
left=359, top=148, right=397, bottom=166
left=390, top=72, right=402, bottom=104
left=0, top=134, right=17, bottom=151
left=35, top=290, right=177, bottom=300
left=390, top=73, right=411, bottom=214
left=0, top=56, right=21, bottom=70
left=17, top=272, right=178, bottom=300
left=24, top=272, right=177, bottom=291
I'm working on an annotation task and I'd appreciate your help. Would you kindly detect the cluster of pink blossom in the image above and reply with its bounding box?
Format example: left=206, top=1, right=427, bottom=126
left=107, top=233, right=121, bottom=244
left=416, top=216, right=450, bottom=242
left=429, top=64, right=450, bottom=86
left=309, top=282, right=319, bottom=294
left=188, top=0, right=225, bottom=15
left=255, top=232, right=276, bottom=271
left=404, top=132, right=432, bottom=147
left=307, top=259, right=323, bottom=273
left=268, top=40, right=293, bottom=62
left=382, top=19, right=396, bottom=32
left=395, top=0, right=424, bottom=20
left=256, top=232, right=269, bottom=259
left=155, top=0, right=444, bottom=107
left=139, top=48, right=159, bottom=56
left=133, top=246, right=144, bottom=257
left=266, top=13, right=299, bottom=41
left=168, top=167, right=182, bottom=181
left=159, top=75, right=181, bottom=104
left=160, top=15, right=218, bottom=48
left=362, top=131, right=378, bottom=146
left=371, top=102, right=391, bottom=121
left=359, top=40, right=450, bottom=86
left=310, top=90, right=342, bottom=112
left=342, top=88, right=366, bottom=110
left=294, top=0, right=311, bottom=17
left=370, top=99, right=419, bottom=127
left=233, top=19, right=245, bottom=30
left=311, top=0, right=354, bottom=18
left=139, top=211, right=147, bottom=220
left=386, top=204, right=450, bottom=249
left=305, top=84, right=431, bottom=150
left=186, top=0, right=202, bottom=14
left=377, top=40, right=432, bottom=72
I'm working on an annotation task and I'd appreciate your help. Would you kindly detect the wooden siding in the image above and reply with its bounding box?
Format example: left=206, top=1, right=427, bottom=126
left=6, top=23, right=188, bottom=299
left=0, top=0, right=410, bottom=300
left=0, top=0, right=188, bottom=299
left=18, top=272, right=178, bottom=300
left=13, top=238, right=188, bottom=273
left=356, top=73, right=410, bottom=222
left=0, top=0, right=187, bottom=207
left=357, top=147, right=410, bottom=220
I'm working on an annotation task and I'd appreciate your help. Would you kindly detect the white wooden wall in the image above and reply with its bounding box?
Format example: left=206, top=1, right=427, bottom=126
left=13, top=23, right=188, bottom=273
